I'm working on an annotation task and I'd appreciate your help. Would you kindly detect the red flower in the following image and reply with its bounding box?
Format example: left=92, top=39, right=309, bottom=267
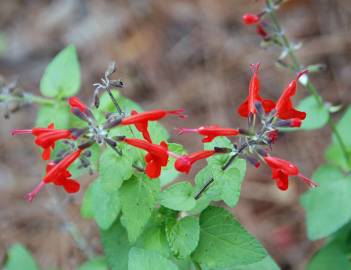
left=175, top=150, right=216, bottom=174
left=121, top=109, right=186, bottom=142
left=275, top=71, right=307, bottom=120
left=176, top=125, right=240, bottom=143
left=26, top=149, right=82, bottom=202
left=122, top=138, right=169, bottom=178
left=242, top=13, right=260, bottom=25
left=68, top=96, right=88, bottom=113
left=264, top=156, right=318, bottom=191
left=267, top=130, right=279, bottom=144
left=238, top=63, right=275, bottom=118
left=11, top=123, right=73, bottom=160
left=256, top=24, right=268, bottom=38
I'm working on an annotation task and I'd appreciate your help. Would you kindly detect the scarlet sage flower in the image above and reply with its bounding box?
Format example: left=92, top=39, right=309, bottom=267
left=238, top=63, right=275, bottom=118
left=121, top=109, right=187, bottom=142
left=263, top=156, right=318, bottom=191
left=11, top=123, right=73, bottom=160
left=26, top=149, right=82, bottom=202
left=175, top=150, right=216, bottom=174
left=176, top=125, right=240, bottom=143
left=68, top=96, right=88, bottom=113
left=242, top=13, right=260, bottom=25
left=275, top=71, right=307, bottom=120
left=122, top=138, right=170, bottom=178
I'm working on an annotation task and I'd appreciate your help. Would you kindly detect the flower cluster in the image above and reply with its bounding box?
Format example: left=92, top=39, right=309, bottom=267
left=11, top=62, right=317, bottom=203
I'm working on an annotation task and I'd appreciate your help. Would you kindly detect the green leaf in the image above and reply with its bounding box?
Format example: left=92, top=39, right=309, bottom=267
left=135, top=219, right=170, bottom=257
left=80, top=181, right=94, bottom=219
left=300, top=165, right=351, bottom=240
left=166, top=216, right=200, bottom=258
left=201, top=254, right=279, bottom=270
left=99, top=148, right=134, bottom=191
left=100, top=219, right=131, bottom=270
left=194, top=159, right=246, bottom=208
left=297, top=95, right=329, bottom=130
left=78, top=257, right=108, bottom=270
left=128, top=248, right=178, bottom=270
left=325, top=106, right=351, bottom=171
left=5, top=244, right=39, bottom=270
left=307, top=241, right=351, bottom=270
left=192, top=206, right=266, bottom=269
left=120, top=175, right=160, bottom=243
left=160, top=143, right=186, bottom=187
left=160, top=181, right=196, bottom=211
left=91, top=179, right=121, bottom=230
left=36, top=104, right=70, bottom=129
left=40, top=45, right=80, bottom=97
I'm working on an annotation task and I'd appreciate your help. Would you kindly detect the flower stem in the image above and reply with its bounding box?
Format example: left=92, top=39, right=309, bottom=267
left=194, top=142, right=250, bottom=200
left=0, top=93, right=55, bottom=105
left=266, top=0, right=351, bottom=167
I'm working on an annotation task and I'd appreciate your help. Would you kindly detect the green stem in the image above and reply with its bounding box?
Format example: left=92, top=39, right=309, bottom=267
left=266, top=0, right=351, bottom=166
left=0, top=93, right=55, bottom=105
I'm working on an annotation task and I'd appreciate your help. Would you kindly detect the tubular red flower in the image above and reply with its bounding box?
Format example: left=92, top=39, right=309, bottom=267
left=238, top=63, right=275, bottom=118
left=242, top=13, right=260, bottom=25
left=275, top=71, right=307, bottom=120
left=123, top=138, right=169, bottom=178
left=256, top=24, right=268, bottom=38
left=26, top=150, right=82, bottom=202
left=176, top=125, right=240, bottom=143
left=68, top=96, right=88, bottom=113
left=264, top=156, right=318, bottom=191
left=11, top=123, right=73, bottom=160
left=175, top=150, right=216, bottom=174
left=121, top=109, right=187, bottom=142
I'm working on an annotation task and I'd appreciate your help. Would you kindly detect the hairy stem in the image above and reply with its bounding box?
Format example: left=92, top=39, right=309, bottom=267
left=266, top=0, right=351, bottom=166
left=0, top=93, right=55, bottom=105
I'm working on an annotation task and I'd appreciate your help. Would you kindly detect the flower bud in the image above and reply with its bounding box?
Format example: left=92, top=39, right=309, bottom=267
left=103, top=116, right=122, bottom=129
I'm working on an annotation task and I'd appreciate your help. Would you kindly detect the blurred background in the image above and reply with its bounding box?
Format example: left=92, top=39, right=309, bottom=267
left=1, top=0, right=351, bottom=269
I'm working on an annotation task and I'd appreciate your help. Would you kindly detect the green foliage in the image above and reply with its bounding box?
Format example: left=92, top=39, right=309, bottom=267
left=128, top=248, right=178, bottom=270
left=307, top=227, right=351, bottom=270
left=40, top=45, right=80, bottom=98
left=135, top=216, right=170, bottom=257
left=160, top=181, right=196, bottom=211
left=5, top=244, right=39, bottom=270
left=91, top=179, right=121, bottom=230
left=81, top=181, right=94, bottom=219
left=166, top=216, right=200, bottom=258
left=159, top=143, right=186, bottom=186
left=78, top=257, right=108, bottom=270
left=36, top=104, right=71, bottom=129
left=301, top=165, right=351, bottom=240
left=100, top=220, right=131, bottom=270
left=192, top=206, right=266, bottom=269
left=325, top=106, right=351, bottom=171
left=297, top=96, right=329, bottom=130
left=119, top=175, right=160, bottom=243
left=99, top=148, right=134, bottom=191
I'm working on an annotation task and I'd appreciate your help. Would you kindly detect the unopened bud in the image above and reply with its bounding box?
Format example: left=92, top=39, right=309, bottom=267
left=112, top=135, right=126, bottom=142
left=78, top=140, right=95, bottom=150
left=105, top=62, right=117, bottom=78
left=254, top=101, right=265, bottom=117
left=69, top=128, right=88, bottom=138
left=105, top=137, right=117, bottom=148
left=242, top=155, right=260, bottom=168
left=103, top=116, right=122, bottom=129
left=72, top=108, right=89, bottom=122
left=214, top=147, right=231, bottom=153
left=110, top=80, right=124, bottom=88
left=256, top=148, right=268, bottom=157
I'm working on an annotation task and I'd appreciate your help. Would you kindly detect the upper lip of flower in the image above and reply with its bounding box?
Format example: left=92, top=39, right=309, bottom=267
left=275, top=71, right=308, bottom=120
left=176, top=125, right=240, bottom=142
left=237, top=63, right=275, bottom=118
